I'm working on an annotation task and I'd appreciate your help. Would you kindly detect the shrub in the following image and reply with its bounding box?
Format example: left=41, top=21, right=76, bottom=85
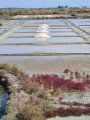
left=34, top=89, right=48, bottom=100
left=21, top=80, right=40, bottom=94
left=14, top=91, right=30, bottom=110
left=33, top=74, right=88, bottom=92
left=17, top=104, right=46, bottom=120
left=0, top=64, right=20, bottom=77
left=64, top=69, right=69, bottom=73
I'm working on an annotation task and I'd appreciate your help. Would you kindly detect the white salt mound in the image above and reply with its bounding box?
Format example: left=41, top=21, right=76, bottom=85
left=34, top=24, right=50, bottom=41
left=38, top=24, right=49, bottom=30
left=35, top=37, right=49, bottom=41
left=35, top=33, right=50, bottom=38
left=36, top=30, right=49, bottom=33
left=39, top=24, right=49, bottom=28
left=38, top=26, right=48, bottom=30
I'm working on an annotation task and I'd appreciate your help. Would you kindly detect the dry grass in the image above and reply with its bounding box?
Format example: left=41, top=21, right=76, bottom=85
left=0, top=8, right=90, bottom=16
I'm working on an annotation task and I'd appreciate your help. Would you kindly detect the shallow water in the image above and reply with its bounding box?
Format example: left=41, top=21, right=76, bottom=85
left=49, top=32, right=77, bottom=36
left=16, top=28, right=38, bottom=32
left=9, top=32, right=77, bottom=37
left=15, top=28, right=72, bottom=32
left=0, top=93, right=8, bottom=119
left=0, top=20, right=24, bottom=35
left=69, top=19, right=90, bottom=22
left=23, top=19, right=66, bottom=26
left=10, top=32, right=36, bottom=36
left=0, top=44, right=90, bottom=54
left=1, top=37, right=85, bottom=43
left=0, top=19, right=90, bottom=55
left=0, top=29, right=8, bottom=35
left=69, top=19, right=90, bottom=25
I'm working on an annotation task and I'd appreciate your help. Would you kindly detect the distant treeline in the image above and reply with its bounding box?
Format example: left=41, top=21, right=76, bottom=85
left=0, top=8, right=90, bottom=16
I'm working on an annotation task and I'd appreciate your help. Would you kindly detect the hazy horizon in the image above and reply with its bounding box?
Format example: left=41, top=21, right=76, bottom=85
left=0, top=0, right=90, bottom=8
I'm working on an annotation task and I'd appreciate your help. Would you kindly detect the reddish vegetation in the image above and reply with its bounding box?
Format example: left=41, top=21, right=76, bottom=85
left=10, top=67, right=90, bottom=118
left=61, top=101, right=90, bottom=107
left=1, top=64, right=90, bottom=119
left=32, top=71, right=90, bottom=92
left=44, top=107, right=90, bottom=118
left=16, top=69, right=90, bottom=93
left=64, top=69, right=70, bottom=73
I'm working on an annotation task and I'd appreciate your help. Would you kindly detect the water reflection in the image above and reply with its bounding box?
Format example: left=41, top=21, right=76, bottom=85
left=0, top=93, right=8, bottom=119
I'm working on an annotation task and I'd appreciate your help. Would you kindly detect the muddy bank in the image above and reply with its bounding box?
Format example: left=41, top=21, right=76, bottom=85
left=0, top=14, right=90, bottom=20
left=0, top=74, right=21, bottom=119
left=0, top=56, right=90, bottom=76
left=0, top=74, right=21, bottom=94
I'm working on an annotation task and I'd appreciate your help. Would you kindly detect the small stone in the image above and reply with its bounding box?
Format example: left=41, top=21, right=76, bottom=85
left=12, top=84, right=19, bottom=88
left=11, top=78, right=18, bottom=82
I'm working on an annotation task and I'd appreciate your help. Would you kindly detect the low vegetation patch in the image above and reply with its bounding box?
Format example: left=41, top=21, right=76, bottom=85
left=0, top=85, right=5, bottom=94
left=0, top=8, right=90, bottom=16
left=32, top=70, right=90, bottom=92
left=0, top=64, right=20, bottom=77
left=0, top=64, right=54, bottom=120
left=61, top=101, right=90, bottom=107
left=0, top=64, right=90, bottom=120
left=44, top=107, right=90, bottom=118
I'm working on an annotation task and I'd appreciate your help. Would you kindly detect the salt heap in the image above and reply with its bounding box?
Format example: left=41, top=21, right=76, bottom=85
left=34, top=24, right=50, bottom=41
left=36, top=30, right=49, bottom=33
left=38, top=24, right=49, bottom=30
left=35, top=33, right=50, bottom=38
left=39, top=24, right=49, bottom=28
left=36, top=37, right=50, bottom=41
